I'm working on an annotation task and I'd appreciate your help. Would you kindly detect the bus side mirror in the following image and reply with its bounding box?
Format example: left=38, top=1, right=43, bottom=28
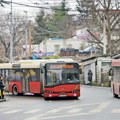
left=79, top=68, right=82, bottom=74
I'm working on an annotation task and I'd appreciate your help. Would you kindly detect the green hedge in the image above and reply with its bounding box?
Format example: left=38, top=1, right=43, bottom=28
left=44, top=55, right=60, bottom=59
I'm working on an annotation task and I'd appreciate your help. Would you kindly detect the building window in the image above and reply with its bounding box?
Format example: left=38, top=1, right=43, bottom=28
left=54, top=45, right=60, bottom=52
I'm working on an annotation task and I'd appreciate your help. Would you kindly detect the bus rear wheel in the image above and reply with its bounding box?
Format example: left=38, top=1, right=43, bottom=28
left=12, top=85, right=19, bottom=96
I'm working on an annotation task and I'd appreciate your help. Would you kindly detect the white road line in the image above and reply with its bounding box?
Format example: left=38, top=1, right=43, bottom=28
left=24, top=113, right=48, bottom=120
left=61, top=102, right=100, bottom=109
left=24, top=112, right=95, bottom=120
left=47, top=109, right=62, bottom=113
left=4, top=109, right=22, bottom=114
left=67, top=108, right=82, bottom=113
left=97, top=102, right=110, bottom=109
left=24, top=109, right=62, bottom=120
left=89, top=108, right=102, bottom=113
left=36, top=112, right=95, bottom=120
left=111, top=109, right=120, bottom=113
left=24, top=109, right=41, bottom=114
left=89, top=102, right=110, bottom=113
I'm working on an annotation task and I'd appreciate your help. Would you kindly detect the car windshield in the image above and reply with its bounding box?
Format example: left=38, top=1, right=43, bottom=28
left=45, top=69, right=80, bottom=86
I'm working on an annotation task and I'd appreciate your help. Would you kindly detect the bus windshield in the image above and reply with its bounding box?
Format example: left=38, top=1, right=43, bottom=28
left=45, top=63, right=80, bottom=86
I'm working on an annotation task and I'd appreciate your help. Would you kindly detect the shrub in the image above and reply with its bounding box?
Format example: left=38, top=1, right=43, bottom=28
left=103, top=82, right=111, bottom=87
left=44, top=55, right=60, bottom=59
left=92, top=81, right=101, bottom=86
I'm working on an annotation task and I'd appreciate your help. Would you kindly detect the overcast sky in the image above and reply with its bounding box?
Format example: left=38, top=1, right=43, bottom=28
left=1, top=0, right=120, bottom=19
left=1, top=0, right=77, bottom=17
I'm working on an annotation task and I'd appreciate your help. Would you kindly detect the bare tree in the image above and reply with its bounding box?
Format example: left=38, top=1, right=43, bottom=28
left=0, top=12, right=27, bottom=60
left=76, top=0, right=120, bottom=56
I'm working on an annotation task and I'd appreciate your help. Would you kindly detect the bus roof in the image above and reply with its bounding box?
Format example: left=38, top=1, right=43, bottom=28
left=0, top=59, right=77, bottom=70
left=0, top=62, right=41, bottom=69
left=111, top=59, right=120, bottom=66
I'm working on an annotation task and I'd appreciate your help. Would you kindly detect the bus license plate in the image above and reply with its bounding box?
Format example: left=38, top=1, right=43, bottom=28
left=59, top=93, right=66, bottom=97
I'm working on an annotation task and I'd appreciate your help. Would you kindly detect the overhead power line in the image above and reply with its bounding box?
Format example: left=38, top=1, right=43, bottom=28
left=1, top=0, right=78, bottom=11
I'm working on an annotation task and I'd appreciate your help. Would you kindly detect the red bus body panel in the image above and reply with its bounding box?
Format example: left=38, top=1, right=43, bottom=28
left=9, top=81, right=22, bottom=93
left=9, top=81, right=41, bottom=94
left=29, top=82, right=40, bottom=93
left=44, top=84, right=80, bottom=98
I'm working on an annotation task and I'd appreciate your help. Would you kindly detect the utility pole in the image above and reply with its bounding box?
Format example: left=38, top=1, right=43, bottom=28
left=43, top=36, right=47, bottom=56
left=28, top=20, right=32, bottom=57
left=10, top=0, right=13, bottom=62
left=24, top=11, right=28, bottom=59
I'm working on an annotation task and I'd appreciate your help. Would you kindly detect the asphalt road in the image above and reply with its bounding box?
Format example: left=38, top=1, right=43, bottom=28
left=0, top=85, right=120, bottom=120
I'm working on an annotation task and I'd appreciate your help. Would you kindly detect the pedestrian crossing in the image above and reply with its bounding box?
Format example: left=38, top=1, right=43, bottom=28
left=0, top=104, right=120, bottom=116
left=0, top=101, right=120, bottom=120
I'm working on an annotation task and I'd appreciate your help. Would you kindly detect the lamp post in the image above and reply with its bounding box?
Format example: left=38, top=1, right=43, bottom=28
left=10, top=0, right=13, bottom=62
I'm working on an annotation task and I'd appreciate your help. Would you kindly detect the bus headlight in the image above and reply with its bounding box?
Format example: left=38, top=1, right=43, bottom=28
left=49, top=94, right=52, bottom=97
left=74, top=93, right=77, bottom=96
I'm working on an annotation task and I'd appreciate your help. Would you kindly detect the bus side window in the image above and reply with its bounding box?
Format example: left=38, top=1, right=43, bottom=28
left=15, top=71, right=23, bottom=81
left=29, top=69, right=37, bottom=82
left=109, top=68, right=113, bottom=76
left=8, top=70, right=15, bottom=81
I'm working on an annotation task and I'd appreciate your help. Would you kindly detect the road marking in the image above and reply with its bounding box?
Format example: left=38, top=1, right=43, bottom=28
left=36, top=112, right=95, bottom=120
left=24, top=113, right=48, bottom=120
left=4, top=109, right=22, bottom=114
left=67, top=108, right=82, bottom=113
left=47, top=109, right=62, bottom=113
left=111, top=109, right=120, bottom=113
left=24, top=112, right=95, bottom=120
left=24, top=109, right=41, bottom=114
left=89, top=108, right=102, bottom=113
left=24, top=102, right=111, bottom=120
left=89, top=102, right=110, bottom=113
left=97, top=102, right=110, bottom=109
left=61, top=102, right=100, bottom=109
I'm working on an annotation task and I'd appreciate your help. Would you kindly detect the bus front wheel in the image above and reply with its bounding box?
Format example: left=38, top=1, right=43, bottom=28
left=113, top=93, right=118, bottom=98
left=113, top=85, right=118, bottom=98
left=12, top=85, right=19, bottom=96
left=44, top=97, right=49, bottom=100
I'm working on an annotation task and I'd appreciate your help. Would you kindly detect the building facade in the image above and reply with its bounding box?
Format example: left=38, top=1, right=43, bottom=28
left=39, top=37, right=88, bottom=54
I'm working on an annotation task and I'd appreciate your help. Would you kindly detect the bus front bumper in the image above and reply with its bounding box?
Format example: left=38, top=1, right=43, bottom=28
left=44, top=92, right=80, bottom=98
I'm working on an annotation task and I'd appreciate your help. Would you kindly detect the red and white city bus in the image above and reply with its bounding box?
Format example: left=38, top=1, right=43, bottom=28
left=0, top=59, right=81, bottom=100
left=109, top=59, right=120, bottom=98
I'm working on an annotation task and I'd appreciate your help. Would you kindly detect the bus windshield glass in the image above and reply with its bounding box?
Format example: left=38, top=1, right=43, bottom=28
left=45, top=63, right=80, bottom=86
